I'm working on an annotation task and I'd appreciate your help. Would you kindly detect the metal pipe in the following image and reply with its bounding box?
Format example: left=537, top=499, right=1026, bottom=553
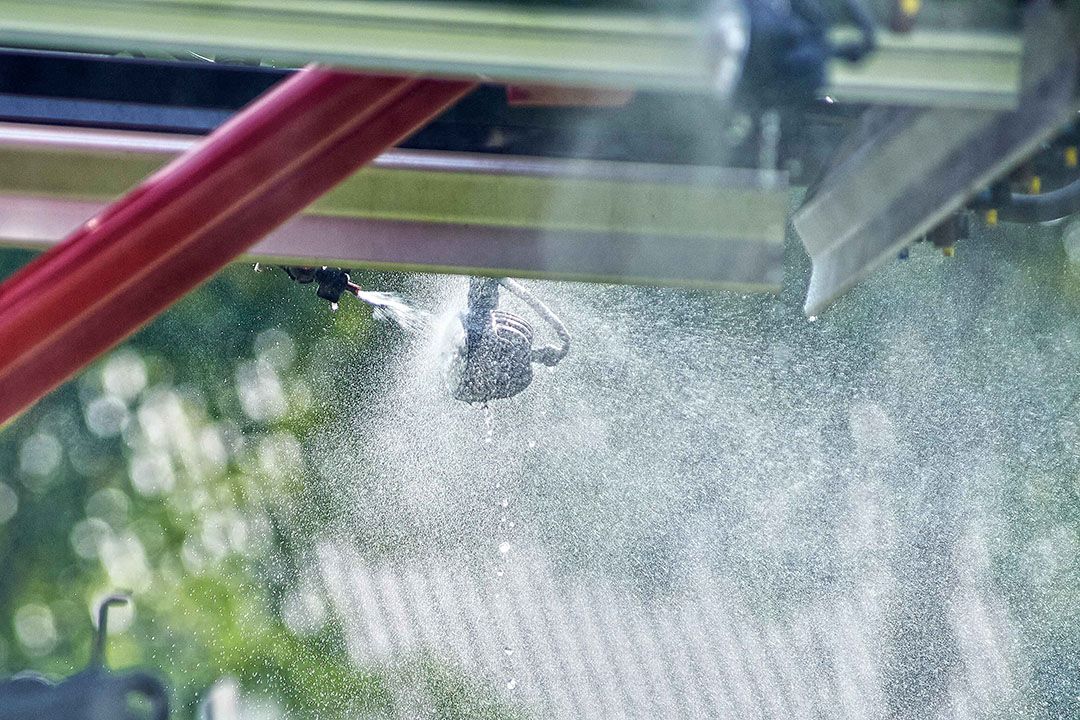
left=0, top=66, right=474, bottom=424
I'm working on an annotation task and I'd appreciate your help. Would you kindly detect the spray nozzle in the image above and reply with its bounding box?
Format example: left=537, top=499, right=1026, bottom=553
left=451, top=277, right=570, bottom=404
left=280, top=266, right=361, bottom=306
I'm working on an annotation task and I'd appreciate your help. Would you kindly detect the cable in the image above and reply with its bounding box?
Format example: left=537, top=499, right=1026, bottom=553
left=997, top=176, right=1080, bottom=223
left=499, top=278, right=571, bottom=366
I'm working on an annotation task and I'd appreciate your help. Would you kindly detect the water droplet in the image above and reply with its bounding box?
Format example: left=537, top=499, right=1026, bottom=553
left=503, top=646, right=514, bottom=656
left=808, top=315, right=817, bottom=323
left=498, top=541, right=511, bottom=555
left=506, top=679, right=518, bottom=691
left=496, top=570, right=504, bottom=577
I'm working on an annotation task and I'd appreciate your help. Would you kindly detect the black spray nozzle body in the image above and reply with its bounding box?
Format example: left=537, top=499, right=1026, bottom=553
left=0, top=595, right=169, bottom=720
left=281, top=266, right=358, bottom=304
left=451, top=277, right=570, bottom=404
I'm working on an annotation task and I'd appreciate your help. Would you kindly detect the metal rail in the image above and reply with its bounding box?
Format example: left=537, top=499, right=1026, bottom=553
left=0, top=123, right=789, bottom=290
left=0, top=0, right=1024, bottom=106
left=824, top=27, right=1022, bottom=109
left=0, top=69, right=474, bottom=424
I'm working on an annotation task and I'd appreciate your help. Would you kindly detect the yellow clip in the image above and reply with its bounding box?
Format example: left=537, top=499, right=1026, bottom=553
left=942, top=246, right=955, bottom=257
left=1066, top=146, right=1079, bottom=168
left=900, top=0, right=921, bottom=16
left=985, top=208, right=998, bottom=226
left=1030, top=176, right=1042, bottom=194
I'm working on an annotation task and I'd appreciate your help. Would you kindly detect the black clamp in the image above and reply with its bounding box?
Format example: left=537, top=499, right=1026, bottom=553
left=281, top=266, right=359, bottom=305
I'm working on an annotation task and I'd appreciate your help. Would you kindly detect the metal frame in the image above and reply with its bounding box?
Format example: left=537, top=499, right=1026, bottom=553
left=0, top=0, right=1024, bottom=107
left=795, top=5, right=1079, bottom=316
left=0, top=122, right=789, bottom=289
left=0, top=69, right=474, bottom=424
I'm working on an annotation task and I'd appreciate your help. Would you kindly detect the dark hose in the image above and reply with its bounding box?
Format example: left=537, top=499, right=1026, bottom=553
left=996, top=176, right=1080, bottom=223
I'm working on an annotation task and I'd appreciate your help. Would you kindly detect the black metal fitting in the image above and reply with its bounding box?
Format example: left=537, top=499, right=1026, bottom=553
left=0, top=595, right=169, bottom=720
left=282, top=266, right=356, bottom=305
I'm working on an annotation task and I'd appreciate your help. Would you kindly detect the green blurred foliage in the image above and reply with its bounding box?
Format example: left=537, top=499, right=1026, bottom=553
left=0, top=251, right=512, bottom=719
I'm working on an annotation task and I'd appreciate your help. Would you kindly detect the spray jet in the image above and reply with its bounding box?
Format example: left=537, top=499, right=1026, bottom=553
left=450, top=277, right=570, bottom=404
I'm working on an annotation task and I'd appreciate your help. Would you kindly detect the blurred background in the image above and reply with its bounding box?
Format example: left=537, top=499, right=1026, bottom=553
left=0, top=215, right=1078, bottom=719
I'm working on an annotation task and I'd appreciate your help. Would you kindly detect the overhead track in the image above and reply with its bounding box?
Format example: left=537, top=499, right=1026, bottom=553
left=0, top=123, right=788, bottom=290
left=0, top=0, right=1023, bottom=107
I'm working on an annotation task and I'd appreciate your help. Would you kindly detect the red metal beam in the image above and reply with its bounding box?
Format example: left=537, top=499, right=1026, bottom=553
left=0, top=67, right=474, bottom=424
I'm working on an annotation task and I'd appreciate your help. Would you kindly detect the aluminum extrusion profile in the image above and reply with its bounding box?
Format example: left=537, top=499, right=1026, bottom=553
left=0, top=123, right=789, bottom=291
left=0, top=0, right=1024, bottom=107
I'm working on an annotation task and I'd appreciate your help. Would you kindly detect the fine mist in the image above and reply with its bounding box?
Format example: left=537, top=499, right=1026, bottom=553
left=307, top=222, right=1080, bottom=719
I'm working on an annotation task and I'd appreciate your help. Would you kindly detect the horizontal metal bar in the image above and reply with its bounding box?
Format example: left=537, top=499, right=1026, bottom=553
left=0, top=122, right=787, bottom=240
left=0, top=193, right=784, bottom=290
left=0, top=123, right=782, bottom=186
left=825, top=28, right=1023, bottom=110
left=0, top=0, right=712, bottom=92
left=0, top=123, right=788, bottom=289
left=0, top=0, right=1024, bottom=106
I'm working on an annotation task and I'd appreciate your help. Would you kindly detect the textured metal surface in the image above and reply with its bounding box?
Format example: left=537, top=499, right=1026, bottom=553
left=824, top=28, right=1022, bottom=109
left=0, top=123, right=789, bottom=290
left=0, top=0, right=1024, bottom=105
left=0, top=0, right=713, bottom=92
left=0, top=69, right=474, bottom=424
left=794, top=6, right=1079, bottom=316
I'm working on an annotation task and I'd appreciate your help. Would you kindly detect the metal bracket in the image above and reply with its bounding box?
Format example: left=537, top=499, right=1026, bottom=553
left=794, top=4, right=1079, bottom=316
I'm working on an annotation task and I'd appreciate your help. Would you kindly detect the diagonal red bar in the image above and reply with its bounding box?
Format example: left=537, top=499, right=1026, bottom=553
left=0, top=67, right=475, bottom=424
